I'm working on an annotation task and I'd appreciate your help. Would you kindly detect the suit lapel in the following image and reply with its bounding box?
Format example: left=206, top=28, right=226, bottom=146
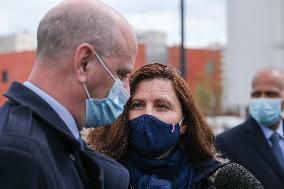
left=79, top=149, right=104, bottom=189
left=245, top=117, right=284, bottom=180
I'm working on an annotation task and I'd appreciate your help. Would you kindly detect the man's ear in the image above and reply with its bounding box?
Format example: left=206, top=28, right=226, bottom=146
left=73, top=43, right=94, bottom=83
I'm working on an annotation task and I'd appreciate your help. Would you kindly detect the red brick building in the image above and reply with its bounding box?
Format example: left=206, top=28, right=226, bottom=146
left=168, top=47, right=222, bottom=115
left=0, top=51, right=35, bottom=105
left=0, top=45, right=146, bottom=105
left=0, top=45, right=222, bottom=115
left=134, top=44, right=146, bottom=70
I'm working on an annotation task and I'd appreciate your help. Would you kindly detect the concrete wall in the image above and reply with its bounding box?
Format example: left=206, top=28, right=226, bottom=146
left=223, top=0, right=284, bottom=117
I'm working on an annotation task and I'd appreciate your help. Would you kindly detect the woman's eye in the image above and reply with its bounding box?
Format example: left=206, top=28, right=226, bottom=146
left=131, top=102, right=143, bottom=109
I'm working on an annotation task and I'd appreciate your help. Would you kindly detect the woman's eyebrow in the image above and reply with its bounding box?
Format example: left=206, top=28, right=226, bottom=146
left=130, top=96, right=144, bottom=101
left=155, top=98, right=173, bottom=106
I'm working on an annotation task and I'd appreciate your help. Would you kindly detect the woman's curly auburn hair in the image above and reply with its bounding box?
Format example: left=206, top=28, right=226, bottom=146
left=85, top=63, right=217, bottom=162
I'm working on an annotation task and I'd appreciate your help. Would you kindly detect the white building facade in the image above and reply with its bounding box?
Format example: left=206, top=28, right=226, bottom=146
left=137, top=31, right=168, bottom=64
left=0, top=32, right=36, bottom=53
left=223, top=0, right=284, bottom=117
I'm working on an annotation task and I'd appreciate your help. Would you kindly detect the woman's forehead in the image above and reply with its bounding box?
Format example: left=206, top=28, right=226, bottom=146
left=132, top=79, right=178, bottom=101
left=135, top=79, right=172, bottom=91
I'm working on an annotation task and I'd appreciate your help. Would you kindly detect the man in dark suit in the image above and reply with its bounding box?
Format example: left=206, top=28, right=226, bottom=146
left=0, top=0, right=137, bottom=188
left=216, top=68, right=284, bottom=189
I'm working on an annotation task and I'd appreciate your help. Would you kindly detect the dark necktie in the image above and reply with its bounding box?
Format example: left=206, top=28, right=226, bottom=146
left=78, top=137, right=85, bottom=150
left=269, top=132, right=284, bottom=170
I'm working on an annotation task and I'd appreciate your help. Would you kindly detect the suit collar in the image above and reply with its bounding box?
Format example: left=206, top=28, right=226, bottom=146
left=4, top=81, right=81, bottom=150
left=244, top=116, right=284, bottom=180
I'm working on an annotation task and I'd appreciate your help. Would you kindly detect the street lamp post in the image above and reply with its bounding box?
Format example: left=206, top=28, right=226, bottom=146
left=180, top=0, right=186, bottom=78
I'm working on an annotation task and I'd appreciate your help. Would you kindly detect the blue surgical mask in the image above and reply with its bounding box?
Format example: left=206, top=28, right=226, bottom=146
left=83, top=52, right=130, bottom=128
left=249, top=98, right=282, bottom=127
left=128, top=114, right=184, bottom=157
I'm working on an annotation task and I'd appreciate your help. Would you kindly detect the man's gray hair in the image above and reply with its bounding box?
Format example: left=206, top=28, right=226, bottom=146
left=36, top=2, right=120, bottom=62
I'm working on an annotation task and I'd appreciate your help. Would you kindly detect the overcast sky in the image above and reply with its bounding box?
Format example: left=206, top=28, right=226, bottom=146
left=0, top=0, right=226, bottom=48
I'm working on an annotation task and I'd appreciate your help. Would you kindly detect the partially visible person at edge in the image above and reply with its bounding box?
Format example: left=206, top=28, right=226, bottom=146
left=83, top=63, right=226, bottom=189
left=0, top=0, right=137, bottom=188
left=215, top=68, right=284, bottom=189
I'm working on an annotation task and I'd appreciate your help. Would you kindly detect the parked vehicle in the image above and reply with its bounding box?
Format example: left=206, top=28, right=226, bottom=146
left=206, top=116, right=244, bottom=135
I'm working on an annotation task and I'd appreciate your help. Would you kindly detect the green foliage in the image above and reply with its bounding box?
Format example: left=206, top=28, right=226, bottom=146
left=195, top=84, right=212, bottom=114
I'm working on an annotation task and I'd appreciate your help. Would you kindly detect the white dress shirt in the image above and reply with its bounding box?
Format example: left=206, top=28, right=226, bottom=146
left=23, top=81, right=80, bottom=139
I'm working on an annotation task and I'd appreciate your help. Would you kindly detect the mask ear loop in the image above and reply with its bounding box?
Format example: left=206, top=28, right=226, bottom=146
left=171, top=125, right=175, bottom=132
left=172, top=116, right=185, bottom=132
left=93, top=51, right=116, bottom=81
left=93, top=51, right=130, bottom=98
left=82, top=83, right=91, bottom=99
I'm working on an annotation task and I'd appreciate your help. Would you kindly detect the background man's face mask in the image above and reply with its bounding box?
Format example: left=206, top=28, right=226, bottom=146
left=83, top=51, right=130, bottom=128
left=249, top=98, right=282, bottom=127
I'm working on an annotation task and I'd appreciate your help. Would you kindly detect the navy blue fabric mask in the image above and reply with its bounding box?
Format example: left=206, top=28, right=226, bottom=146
left=128, top=114, right=184, bottom=157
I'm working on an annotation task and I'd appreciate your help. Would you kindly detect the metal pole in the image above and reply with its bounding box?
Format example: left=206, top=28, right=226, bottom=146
left=180, top=0, right=186, bottom=78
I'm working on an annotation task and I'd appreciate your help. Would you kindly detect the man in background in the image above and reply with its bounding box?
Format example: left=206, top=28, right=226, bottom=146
left=216, top=68, right=284, bottom=189
left=0, top=0, right=137, bottom=188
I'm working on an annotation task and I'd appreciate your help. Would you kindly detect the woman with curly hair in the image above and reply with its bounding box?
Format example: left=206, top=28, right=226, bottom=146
left=84, top=63, right=225, bottom=189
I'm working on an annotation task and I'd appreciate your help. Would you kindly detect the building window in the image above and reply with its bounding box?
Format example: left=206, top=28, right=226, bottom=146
left=2, top=70, right=9, bottom=83
left=206, top=59, right=215, bottom=75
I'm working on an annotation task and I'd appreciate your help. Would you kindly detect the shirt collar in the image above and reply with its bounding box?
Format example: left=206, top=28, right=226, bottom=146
left=260, top=120, right=284, bottom=140
left=23, top=81, right=80, bottom=139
